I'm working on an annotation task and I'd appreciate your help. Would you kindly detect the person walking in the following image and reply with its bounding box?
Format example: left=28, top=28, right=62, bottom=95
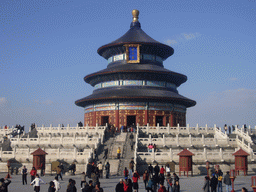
left=81, top=172, right=86, bottom=189
left=210, top=174, right=218, bottom=192
left=115, top=179, right=124, bottom=192
left=158, top=182, right=167, bottom=192
left=143, top=170, right=149, bottom=190
left=117, top=147, right=121, bottom=159
left=148, top=164, right=153, bottom=178
left=56, top=166, right=63, bottom=181
left=223, top=171, right=232, bottom=192
left=165, top=164, right=171, bottom=176
left=128, top=159, right=134, bottom=178
left=146, top=177, right=155, bottom=192
left=166, top=173, right=173, bottom=192
left=154, top=163, right=160, bottom=176
left=30, top=174, right=46, bottom=192
left=0, top=178, right=11, bottom=192
left=132, top=170, right=140, bottom=192
left=172, top=180, right=180, bottom=192
left=173, top=173, right=179, bottom=182
left=53, top=176, right=61, bottom=192
left=59, top=163, right=64, bottom=176
left=105, top=162, right=110, bottom=179
left=97, top=162, right=103, bottom=178
left=216, top=169, right=223, bottom=192
left=21, top=165, right=28, bottom=185
left=30, top=167, right=37, bottom=182
left=202, top=176, right=210, bottom=192
left=160, top=166, right=165, bottom=178
left=48, top=181, right=56, bottom=192
left=103, top=148, right=108, bottom=160
left=124, top=167, right=129, bottom=179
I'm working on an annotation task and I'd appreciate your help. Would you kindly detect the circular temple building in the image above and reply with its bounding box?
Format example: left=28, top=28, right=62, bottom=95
left=75, top=10, right=196, bottom=128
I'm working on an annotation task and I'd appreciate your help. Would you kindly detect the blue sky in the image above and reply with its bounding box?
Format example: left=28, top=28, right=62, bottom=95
left=0, top=0, right=255, bottom=130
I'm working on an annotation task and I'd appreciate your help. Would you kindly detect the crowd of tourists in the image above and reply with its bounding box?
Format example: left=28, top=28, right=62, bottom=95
left=0, top=163, right=250, bottom=192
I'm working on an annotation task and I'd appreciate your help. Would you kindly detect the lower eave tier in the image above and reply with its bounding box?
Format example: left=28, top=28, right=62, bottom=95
left=75, top=87, right=196, bottom=108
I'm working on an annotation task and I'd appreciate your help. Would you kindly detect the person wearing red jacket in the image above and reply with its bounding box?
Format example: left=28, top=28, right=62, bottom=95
left=124, top=167, right=128, bottom=179
left=132, top=170, right=140, bottom=192
left=30, top=167, right=37, bottom=182
left=158, top=182, right=167, bottom=192
left=160, top=166, right=165, bottom=177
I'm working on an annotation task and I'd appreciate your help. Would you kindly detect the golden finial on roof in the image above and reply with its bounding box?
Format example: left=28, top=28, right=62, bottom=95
left=132, top=9, right=139, bottom=22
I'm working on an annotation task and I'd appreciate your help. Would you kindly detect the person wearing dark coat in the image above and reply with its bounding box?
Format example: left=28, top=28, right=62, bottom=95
left=115, top=179, right=124, bottom=192
left=86, top=163, right=93, bottom=178
left=66, top=179, right=77, bottom=192
left=223, top=172, right=232, bottom=192
left=0, top=178, right=11, bottom=192
left=48, top=181, right=56, bottom=192
left=210, top=174, right=218, bottom=192
left=148, top=164, right=153, bottom=177
left=172, top=180, right=180, bottom=192
left=154, top=163, right=160, bottom=176
left=202, top=176, right=210, bottom=192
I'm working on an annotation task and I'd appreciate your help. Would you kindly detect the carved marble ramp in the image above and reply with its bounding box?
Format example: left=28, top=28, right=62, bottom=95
left=108, top=159, right=120, bottom=175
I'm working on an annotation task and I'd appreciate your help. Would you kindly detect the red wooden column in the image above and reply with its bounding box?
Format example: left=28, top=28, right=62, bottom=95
left=232, top=148, right=249, bottom=176
left=170, top=113, right=174, bottom=126
left=177, top=149, right=194, bottom=177
left=92, top=111, right=96, bottom=126
left=115, top=110, right=119, bottom=129
left=31, top=148, right=48, bottom=170
left=144, top=110, right=148, bottom=125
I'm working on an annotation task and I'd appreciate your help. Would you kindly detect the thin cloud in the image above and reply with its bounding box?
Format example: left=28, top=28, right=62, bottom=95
left=34, top=99, right=53, bottom=105
left=187, top=88, right=256, bottom=126
left=165, top=32, right=201, bottom=45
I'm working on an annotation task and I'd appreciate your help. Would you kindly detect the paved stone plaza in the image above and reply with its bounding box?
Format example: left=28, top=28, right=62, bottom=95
left=0, top=173, right=254, bottom=192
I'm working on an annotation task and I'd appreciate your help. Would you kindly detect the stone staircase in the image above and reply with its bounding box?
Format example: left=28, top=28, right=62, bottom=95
left=117, top=132, right=135, bottom=176
left=96, top=132, right=127, bottom=176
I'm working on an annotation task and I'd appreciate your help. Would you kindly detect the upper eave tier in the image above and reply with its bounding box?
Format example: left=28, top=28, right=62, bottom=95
left=97, top=21, right=174, bottom=60
left=84, top=63, right=187, bottom=87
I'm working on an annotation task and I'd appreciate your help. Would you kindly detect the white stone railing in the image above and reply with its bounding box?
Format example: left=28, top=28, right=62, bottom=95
left=215, top=127, right=228, bottom=139
left=36, top=124, right=106, bottom=135
left=10, top=136, right=101, bottom=148
left=0, top=147, right=93, bottom=164
left=234, top=125, right=253, bottom=144
left=134, top=125, right=139, bottom=169
left=137, top=147, right=248, bottom=163
left=138, top=134, right=233, bottom=148
left=139, top=124, right=215, bottom=135
left=0, top=127, right=14, bottom=136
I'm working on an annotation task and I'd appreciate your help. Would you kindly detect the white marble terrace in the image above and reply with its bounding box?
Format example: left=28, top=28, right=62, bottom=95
left=134, top=124, right=256, bottom=165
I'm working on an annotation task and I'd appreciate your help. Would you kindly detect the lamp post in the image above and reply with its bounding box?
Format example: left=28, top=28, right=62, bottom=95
left=252, top=176, right=256, bottom=192
left=206, top=161, right=210, bottom=177
left=5, top=160, right=12, bottom=179
left=230, top=169, right=236, bottom=192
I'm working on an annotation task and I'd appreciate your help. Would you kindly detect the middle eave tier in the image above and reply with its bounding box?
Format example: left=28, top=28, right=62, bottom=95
left=84, top=64, right=187, bottom=87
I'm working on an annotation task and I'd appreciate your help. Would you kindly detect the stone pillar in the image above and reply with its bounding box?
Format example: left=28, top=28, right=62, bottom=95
left=167, top=123, right=170, bottom=134
left=202, top=134, right=205, bottom=146
left=170, top=113, right=174, bottom=127
left=220, top=148, right=223, bottom=161
left=189, top=134, right=192, bottom=146
left=187, top=124, right=190, bottom=134
left=163, top=134, right=166, bottom=146
left=176, top=134, right=179, bottom=146
left=169, top=148, right=173, bottom=161
left=204, top=147, right=207, bottom=161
